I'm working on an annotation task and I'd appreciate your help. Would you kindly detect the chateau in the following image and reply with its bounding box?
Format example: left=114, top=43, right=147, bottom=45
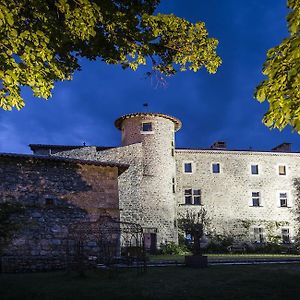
left=1, top=112, right=299, bottom=271
left=28, top=112, right=298, bottom=250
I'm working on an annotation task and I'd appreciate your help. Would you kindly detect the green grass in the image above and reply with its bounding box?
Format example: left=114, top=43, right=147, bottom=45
left=2, top=264, right=300, bottom=300
left=149, top=253, right=300, bottom=263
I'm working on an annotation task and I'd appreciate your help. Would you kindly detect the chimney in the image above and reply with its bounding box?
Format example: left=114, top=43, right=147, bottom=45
left=272, top=143, right=292, bottom=152
left=211, top=141, right=227, bottom=150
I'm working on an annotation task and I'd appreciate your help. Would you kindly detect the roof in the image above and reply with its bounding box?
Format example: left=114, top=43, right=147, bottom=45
left=114, top=112, right=182, bottom=131
left=175, top=147, right=300, bottom=155
left=0, top=153, right=129, bottom=175
left=29, top=144, right=114, bottom=152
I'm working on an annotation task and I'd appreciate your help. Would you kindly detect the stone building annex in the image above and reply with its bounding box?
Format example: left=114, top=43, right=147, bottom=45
left=0, top=112, right=298, bottom=269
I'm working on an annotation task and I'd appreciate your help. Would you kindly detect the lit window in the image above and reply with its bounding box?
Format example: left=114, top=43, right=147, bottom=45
left=142, top=122, right=152, bottom=132
left=253, top=227, right=264, bottom=243
left=251, top=165, right=259, bottom=175
left=279, top=165, right=286, bottom=175
left=184, top=162, right=193, bottom=173
left=251, top=192, right=260, bottom=207
left=212, top=163, right=220, bottom=173
left=282, top=228, right=290, bottom=244
left=184, top=189, right=201, bottom=205
left=279, top=192, right=288, bottom=207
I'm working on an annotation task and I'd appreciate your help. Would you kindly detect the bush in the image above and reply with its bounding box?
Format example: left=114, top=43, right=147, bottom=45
left=159, top=242, right=189, bottom=255
left=246, top=243, right=300, bottom=254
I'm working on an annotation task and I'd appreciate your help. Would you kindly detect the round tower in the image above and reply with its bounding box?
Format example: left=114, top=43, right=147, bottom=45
left=115, top=113, right=182, bottom=249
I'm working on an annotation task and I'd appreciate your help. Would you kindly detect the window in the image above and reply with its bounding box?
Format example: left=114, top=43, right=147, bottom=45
left=251, top=164, right=259, bottom=175
left=253, top=227, right=264, bottom=243
left=279, top=165, right=286, bottom=175
left=45, top=197, right=54, bottom=206
left=172, top=177, right=176, bottom=193
left=251, top=192, right=260, bottom=207
left=282, top=228, right=290, bottom=244
left=171, top=141, right=175, bottom=157
left=279, top=192, right=288, bottom=207
left=212, top=163, right=220, bottom=173
left=184, top=162, right=193, bottom=173
left=142, top=122, right=152, bottom=132
left=193, top=189, right=201, bottom=205
left=184, top=188, right=201, bottom=205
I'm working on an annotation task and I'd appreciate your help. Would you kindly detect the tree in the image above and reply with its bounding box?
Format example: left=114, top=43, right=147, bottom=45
left=255, top=0, right=300, bottom=132
left=177, top=208, right=209, bottom=256
left=0, top=0, right=222, bottom=110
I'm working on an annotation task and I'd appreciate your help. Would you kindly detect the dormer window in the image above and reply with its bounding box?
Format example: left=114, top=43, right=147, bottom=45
left=142, top=122, right=153, bottom=132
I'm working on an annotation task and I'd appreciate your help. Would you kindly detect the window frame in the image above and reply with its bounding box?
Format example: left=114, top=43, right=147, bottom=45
left=183, top=188, right=201, bottom=205
left=250, top=191, right=262, bottom=207
left=212, top=162, right=221, bottom=174
left=278, top=191, right=290, bottom=208
left=281, top=228, right=291, bottom=244
left=183, top=161, right=194, bottom=174
left=141, top=122, right=154, bottom=134
left=278, top=164, right=287, bottom=176
left=252, top=227, right=265, bottom=243
left=250, top=164, right=259, bottom=175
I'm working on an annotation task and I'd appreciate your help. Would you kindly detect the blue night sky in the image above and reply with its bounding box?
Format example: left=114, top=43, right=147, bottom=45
left=0, top=0, right=298, bottom=154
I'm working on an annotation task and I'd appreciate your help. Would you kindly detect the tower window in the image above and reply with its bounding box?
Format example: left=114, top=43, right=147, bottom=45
left=142, top=122, right=152, bottom=132
left=172, top=177, right=176, bottom=193
left=279, top=165, right=286, bottom=175
left=212, top=163, right=220, bottom=173
left=251, top=165, right=259, bottom=175
left=184, top=162, right=193, bottom=173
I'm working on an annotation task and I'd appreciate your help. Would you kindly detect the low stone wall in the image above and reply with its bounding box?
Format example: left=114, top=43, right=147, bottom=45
left=1, top=256, right=67, bottom=273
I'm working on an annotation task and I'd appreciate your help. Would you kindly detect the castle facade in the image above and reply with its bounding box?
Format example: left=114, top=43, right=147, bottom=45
left=29, top=112, right=298, bottom=250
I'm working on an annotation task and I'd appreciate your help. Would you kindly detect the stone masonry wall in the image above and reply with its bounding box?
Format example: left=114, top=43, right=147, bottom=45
left=0, top=156, right=120, bottom=272
left=176, top=149, right=299, bottom=242
left=53, top=144, right=144, bottom=225
left=54, top=114, right=179, bottom=246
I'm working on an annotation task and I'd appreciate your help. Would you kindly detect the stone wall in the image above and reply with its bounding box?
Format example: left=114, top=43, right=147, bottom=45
left=0, top=155, right=122, bottom=272
left=54, top=114, right=180, bottom=247
left=27, top=112, right=300, bottom=247
left=175, top=149, right=299, bottom=242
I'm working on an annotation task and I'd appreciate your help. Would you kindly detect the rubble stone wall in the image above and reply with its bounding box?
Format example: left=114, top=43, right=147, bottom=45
left=0, top=156, right=120, bottom=272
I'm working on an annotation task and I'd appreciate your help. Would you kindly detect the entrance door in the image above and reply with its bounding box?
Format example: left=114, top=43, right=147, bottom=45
left=150, top=233, right=157, bottom=254
left=143, top=232, right=157, bottom=253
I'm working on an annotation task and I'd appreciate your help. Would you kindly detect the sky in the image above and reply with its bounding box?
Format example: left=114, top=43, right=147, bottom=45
left=0, top=0, right=298, bottom=154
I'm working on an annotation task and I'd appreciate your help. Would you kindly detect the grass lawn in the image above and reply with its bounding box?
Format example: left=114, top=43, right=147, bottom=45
left=149, top=253, right=300, bottom=263
left=1, top=264, right=300, bottom=300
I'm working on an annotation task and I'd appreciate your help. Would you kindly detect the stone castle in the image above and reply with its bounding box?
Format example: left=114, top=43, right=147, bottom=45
left=27, top=112, right=298, bottom=250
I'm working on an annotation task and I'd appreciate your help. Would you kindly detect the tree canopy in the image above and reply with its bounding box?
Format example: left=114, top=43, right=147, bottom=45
left=0, top=0, right=222, bottom=110
left=255, top=0, right=300, bottom=132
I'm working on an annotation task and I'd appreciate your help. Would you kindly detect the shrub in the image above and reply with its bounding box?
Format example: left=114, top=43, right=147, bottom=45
left=159, top=242, right=189, bottom=255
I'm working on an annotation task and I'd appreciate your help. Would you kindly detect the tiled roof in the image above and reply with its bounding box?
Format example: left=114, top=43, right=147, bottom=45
left=0, top=153, right=129, bottom=174
left=29, top=144, right=114, bottom=151
left=175, top=147, right=300, bottom=154
left=114, top=112, right=182, bottom=131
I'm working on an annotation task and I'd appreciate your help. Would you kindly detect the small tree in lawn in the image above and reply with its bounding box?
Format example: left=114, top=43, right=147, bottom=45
left=178, top=208, right=209, bottom=256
